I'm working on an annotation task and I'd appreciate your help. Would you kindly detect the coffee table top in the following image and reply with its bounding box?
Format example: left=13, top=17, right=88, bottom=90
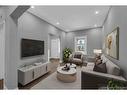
left=70, top=64, right=76, bottom=68
left=57, top=66, right=76, bottom=75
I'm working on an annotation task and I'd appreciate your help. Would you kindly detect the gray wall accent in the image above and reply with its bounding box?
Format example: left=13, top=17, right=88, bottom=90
left=66, top=28, right=102, bottom=55
left=4, top=6, right=29, bottom=89
left=0, top=21, right=5, bottom=80
left=0, top=8, right=5, bottom=81
left=5, top=16, right=18, bottom=89
left=18, top=12, right=66, bottom=67
left=102, top=6, right=127, bottom=78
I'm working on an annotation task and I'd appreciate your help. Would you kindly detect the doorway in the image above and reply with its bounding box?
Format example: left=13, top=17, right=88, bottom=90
left=50, top=37, right=60, bottom=58
left=48, top=34, right=61, bottom=70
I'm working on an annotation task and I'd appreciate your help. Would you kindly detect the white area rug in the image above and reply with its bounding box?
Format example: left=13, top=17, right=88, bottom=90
left=31, top=67, right=81, bottom=89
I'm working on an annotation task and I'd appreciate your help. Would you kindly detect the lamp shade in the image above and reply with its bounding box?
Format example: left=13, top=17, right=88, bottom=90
left=93, top=49, right=102, bottom=54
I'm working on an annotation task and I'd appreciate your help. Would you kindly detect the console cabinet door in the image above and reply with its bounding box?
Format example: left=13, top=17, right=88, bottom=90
left=47, top=63, right=50, bottom=72
left=18, top=63, right=50, bottom=85
left=24, top=69, right=34, bottom=85
left=40, top=64, right=47, bottom=76
left=34, top=66, right=42, bottom=79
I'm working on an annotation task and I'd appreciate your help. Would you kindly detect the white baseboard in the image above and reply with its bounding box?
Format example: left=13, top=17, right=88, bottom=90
left=4, top=84, right=7, bottom=89
left=4, top=84, right=19, bottom=90
left=14, top=87, right=19, bottom=90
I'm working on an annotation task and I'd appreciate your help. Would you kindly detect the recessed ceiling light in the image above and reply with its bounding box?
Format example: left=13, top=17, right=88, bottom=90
left=31, top=6, right=35, bottom=9
left=94, top=24, right=97, bottom=27
left=95, top=11, right=99, bottom=14
left=56, top=22, right=60, bottom=25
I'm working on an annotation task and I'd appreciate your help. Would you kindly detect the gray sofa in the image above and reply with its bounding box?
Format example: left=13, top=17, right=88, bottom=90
left=81, top=54, right=127, bottom=89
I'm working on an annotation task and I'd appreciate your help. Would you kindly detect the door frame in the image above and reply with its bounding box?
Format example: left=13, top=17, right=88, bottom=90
left=48, top=34, right=61, bottom=60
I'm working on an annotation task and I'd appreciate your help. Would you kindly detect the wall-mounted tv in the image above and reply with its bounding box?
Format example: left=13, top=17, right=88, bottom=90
left=21, top=38, right=44, bottom=58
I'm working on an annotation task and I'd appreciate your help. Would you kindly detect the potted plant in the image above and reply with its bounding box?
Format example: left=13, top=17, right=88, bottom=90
left=63, top=48, right=72, bottom=63
left=107, top=79, right=125, bottom=89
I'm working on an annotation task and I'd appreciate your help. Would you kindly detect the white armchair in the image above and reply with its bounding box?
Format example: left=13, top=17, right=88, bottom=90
left=68, top=51, right=84, bottom=65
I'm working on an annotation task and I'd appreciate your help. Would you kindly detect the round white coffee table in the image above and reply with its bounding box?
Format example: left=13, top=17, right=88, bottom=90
left=57, top=66, right=77, bottom=83
left=70, top=63, right=76, bottom=69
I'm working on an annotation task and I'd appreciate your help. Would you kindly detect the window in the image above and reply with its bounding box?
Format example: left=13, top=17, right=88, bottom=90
left=75, top=36, right=87, bottom=54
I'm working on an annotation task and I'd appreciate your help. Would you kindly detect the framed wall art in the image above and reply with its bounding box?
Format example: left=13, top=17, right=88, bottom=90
left=106, top=27, right=119, bottom=59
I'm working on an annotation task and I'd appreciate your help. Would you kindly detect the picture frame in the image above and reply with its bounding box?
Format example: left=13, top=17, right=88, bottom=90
left=105, top=27, right=119, bottom=60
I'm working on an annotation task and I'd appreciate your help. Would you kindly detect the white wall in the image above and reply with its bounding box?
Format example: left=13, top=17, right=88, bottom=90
left=4, top=6, right=29, bottom=89
left=0, top=7, right=6, bottom=85
left=103, top=6, right=127, bottom=78
left=0, top=21, right=5, bottom=80
left=0, top=7, right=18, bottom=89
left=5, top=16, right=18, bottom=89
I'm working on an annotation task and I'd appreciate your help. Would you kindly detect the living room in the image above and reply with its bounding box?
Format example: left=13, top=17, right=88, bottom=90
left=0, top=5, right=127, bottom=90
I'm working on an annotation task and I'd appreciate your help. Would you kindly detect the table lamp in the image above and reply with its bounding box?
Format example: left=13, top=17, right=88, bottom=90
left=93, top=49, right=102, bottom=56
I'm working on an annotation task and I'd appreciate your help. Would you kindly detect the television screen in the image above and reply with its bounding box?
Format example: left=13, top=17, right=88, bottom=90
left=21, top=39, right=44, bottom=58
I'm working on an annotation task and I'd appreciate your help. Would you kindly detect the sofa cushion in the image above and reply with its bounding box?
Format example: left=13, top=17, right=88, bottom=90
left=101, top=55, right=121, bottom=76
left=82, top=62, right=95, bottom=71
left=82, top=69, right=127, bottom=82
left=106, top=60, right=121, bottom=76
left=73, top=58, right=82, bottom=62
left=101, top=56, right=107, bottom=63
left=87, top=62, right=95, bottom=66
left=93, top=63, right=107, bottom=73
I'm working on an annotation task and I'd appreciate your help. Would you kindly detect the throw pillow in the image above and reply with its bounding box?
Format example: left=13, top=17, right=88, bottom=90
left=96, top=55, right=101, bottom=59
left=93, top=63, right=107, bottom=73
left=95, top=59, right=102, bottom=65
left=95, top=56, right=101, bottom=62
left=74, top=54, right=81, bottom=59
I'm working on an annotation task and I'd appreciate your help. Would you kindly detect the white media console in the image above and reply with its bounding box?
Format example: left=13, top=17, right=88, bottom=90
left=18, top=62, right=50, bottom=85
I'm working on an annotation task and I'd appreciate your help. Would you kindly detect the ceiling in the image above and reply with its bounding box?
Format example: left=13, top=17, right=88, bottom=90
left=28, top=6, right=110, bottom=32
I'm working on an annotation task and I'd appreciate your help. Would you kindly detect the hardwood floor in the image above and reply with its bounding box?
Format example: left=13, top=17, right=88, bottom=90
left=18, top=59, right=60, bottom=89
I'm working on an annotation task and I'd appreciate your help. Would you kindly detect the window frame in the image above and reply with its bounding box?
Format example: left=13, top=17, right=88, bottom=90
left=74, top=36, right=87, bottom=55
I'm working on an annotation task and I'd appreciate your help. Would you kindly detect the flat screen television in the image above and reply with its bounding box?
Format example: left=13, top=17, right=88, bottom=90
left=21, top=38, right=44, bottom=58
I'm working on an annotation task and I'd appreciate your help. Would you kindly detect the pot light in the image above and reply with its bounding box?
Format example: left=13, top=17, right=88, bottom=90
left=31, top=6, right=35, bottom=9
left=56, top=22, right=60, bottom=25
left=94, top=24, right=97, bottom=27
left=95, top=11, right=99, bottom=14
